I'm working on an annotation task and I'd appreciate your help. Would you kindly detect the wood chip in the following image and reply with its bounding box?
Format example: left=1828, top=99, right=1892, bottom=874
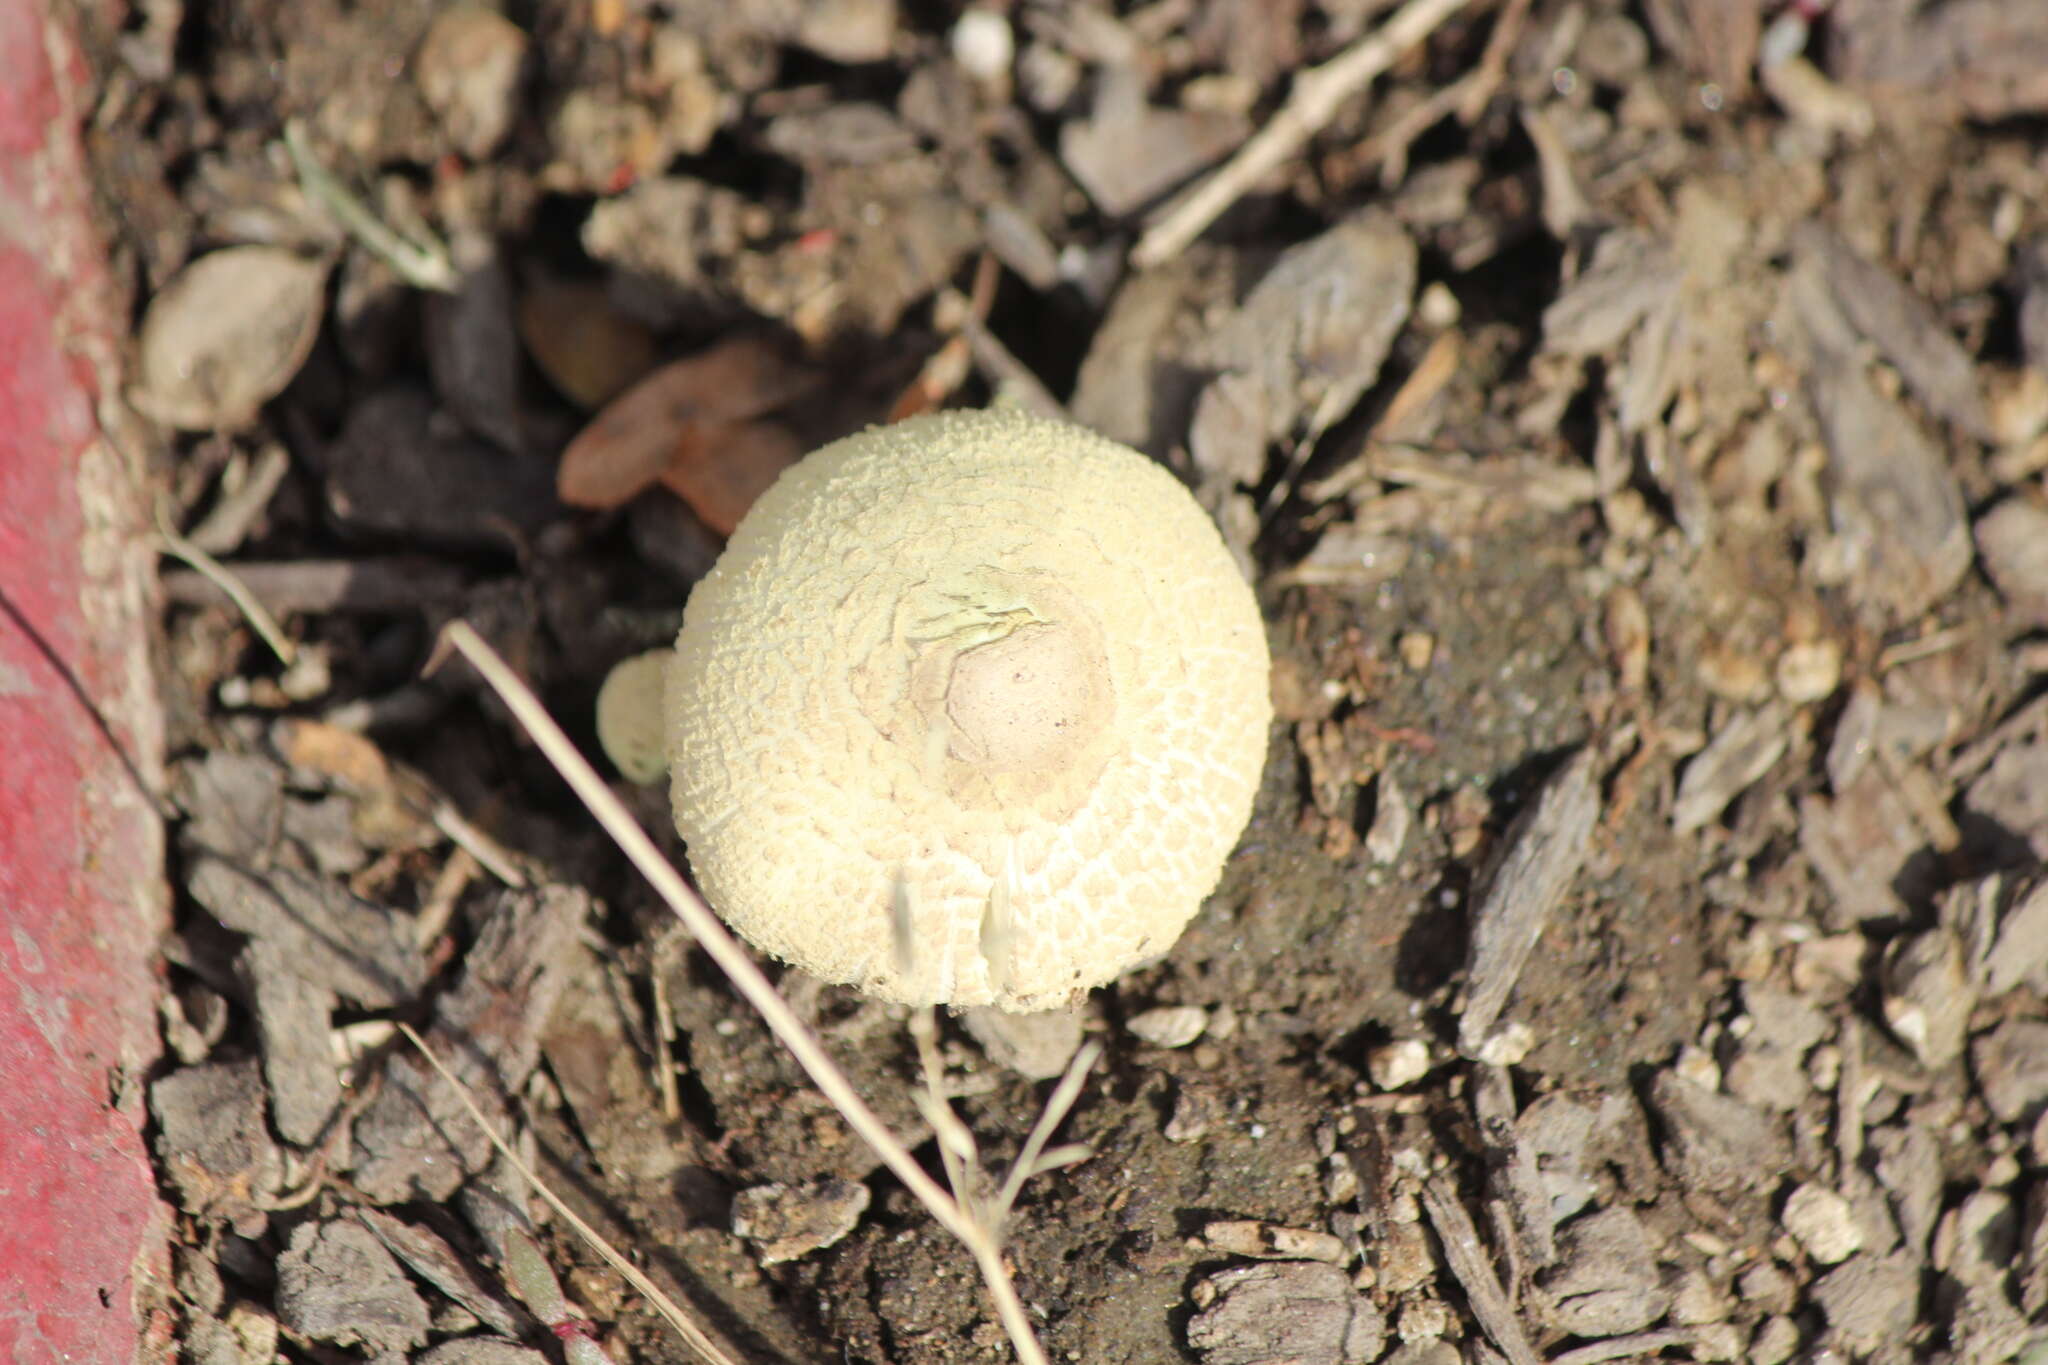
left=1060, top=70, right=1248, bottom=219
left=1187, top=1260, right=1387, bottom=1365
left=1646, top=1071, right=1790, bottom=1195
left=1796, top=277, right=1971, bottom=621
left=349, top=887, right=585, bottom=1203
left=1827, top=0, right=2048, bottom=122
left=353, top=1207, right=524, bottom=1337
left=1671, top=706, right=1788, bottom=835
left=275, top=1218, right=431, bottom=1359
left=1974, top=1019, right=2048, bottom=1124
left=1641, top=0, right=1762, bottom=101
left=162, top=557, right=473, bottom=613
left=149, top=1057, right=285, bottom=1226
left=1799, top=773, right=1932, bottom=926
left=1810, top=1253, right=1921, bottom=1354
left=1418, top=1184, right=1542, bottom=1365
left=1474, top=1063, right=1557, bottom=1268
left=1193, top=210, right=1416, bottom=449
left=1540, top=230, right=1678, bottom=359
left=540, top=938, right=690, bottom=1183
left=172, top=752, right=285, bottom=864
left=1537, top=1206, right=1671, bottom=1336
left=1977, top=874, right=2048, bottom=998
left=1975, top=498, right=2048, bottom=626
left=316, top=388, right=559, bottom=550
left=238, top=939, right=343, bottom=1146
left=1458, top=748, right=1601, bottom=1058
left=187, top=855, right=425, bottom=1008
left=1880, top=927, right=1974, bottom=1068
left=1793, top=222, right=1991, bottom=441
left=1965, top=742, right=2048, bottom=865
left=425, top=235, right=527, bottom=454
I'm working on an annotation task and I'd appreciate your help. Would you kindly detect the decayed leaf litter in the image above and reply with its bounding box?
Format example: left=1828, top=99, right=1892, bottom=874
left=87, top=0, right=2048, bottom=1360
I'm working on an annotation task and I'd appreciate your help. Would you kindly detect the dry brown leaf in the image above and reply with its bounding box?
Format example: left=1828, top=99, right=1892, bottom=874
left=654, top=419, right=806, bottom=536
left=130, top=245, right=331, bottom=430
left=516, top=273, right=658, bottom=410
left=556, top=334, right=817, bottom=510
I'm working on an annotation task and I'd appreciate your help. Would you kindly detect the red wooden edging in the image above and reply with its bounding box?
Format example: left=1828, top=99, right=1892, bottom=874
left=0, top=3, right=174, bottom=1361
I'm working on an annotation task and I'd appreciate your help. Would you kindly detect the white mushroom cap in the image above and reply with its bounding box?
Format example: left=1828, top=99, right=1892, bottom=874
left=664, top=408, right=1270, bottom=1011
left=595, top=648, right=671, bottom=786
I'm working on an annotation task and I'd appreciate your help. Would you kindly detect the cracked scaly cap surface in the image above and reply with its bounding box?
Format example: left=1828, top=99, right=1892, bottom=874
left=665, top=408, right=1270, bottom=1010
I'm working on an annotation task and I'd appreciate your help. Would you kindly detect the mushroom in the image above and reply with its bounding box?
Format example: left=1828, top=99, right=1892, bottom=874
left=594, top=648, right=670, bottom=786
left=610, top=407, right=1270, bottom=1011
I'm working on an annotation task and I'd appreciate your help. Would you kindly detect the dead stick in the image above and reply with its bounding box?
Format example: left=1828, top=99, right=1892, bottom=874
left=1455, top=0, right=1529, bottom=125
left=1130, top=0, right=1477, bottom=268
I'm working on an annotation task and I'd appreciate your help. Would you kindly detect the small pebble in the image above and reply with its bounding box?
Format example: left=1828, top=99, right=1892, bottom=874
left=1674, top=1042, right=1723, bottom=1092
left=1375, top=1222, right=1434, bottom=1296
left=950, top=10, right=1014, bottom=82
left=1698, top=645, right=1770, bottom=701
left=1017, top=41, right=1080, bottom=112
left=413, top=7, right=530, bottom=160
left=1807, top=1043, right=1841, bottom=1091
left=1574, top=13, right=1650, bottom=84
left=731, top=1178, right=870, bottom=1264
left=1127, top=1005, right=1209, bottom=1049
left=1738, top=1260, right=1796, bottom=1313
left=1668, top=1265, right=1733, bottom=1324
left=1783, top=1182, right=1863, bottom=1264
left=1973, top=1018, right=2048, bottom=1122
left=1776, top=639, right=1842, bottom=703
left=1689, top=1322, right=1745, bottom=1362
left=1165, top=1082, right=1222, bottom=1143
left=1395, top=1298, right=1450, bottom=1343
left=1368, top=1039, right=1431, bottom=1090
left=1472, top=1021, right=1533, bottom=1067
left=1750, top=1315, right=1800, bottom=1365
left=1415, top=282, right=1461, bottom=330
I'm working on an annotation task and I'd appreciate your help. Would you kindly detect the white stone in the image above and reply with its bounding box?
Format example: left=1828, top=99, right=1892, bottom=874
left=1675, top=1043, right=1723, bottom=1091
left=1473, top=1021, right=1534, bottom=1066
left=950, top=10, right=1014, bottom=81
left=1776, top=639, right=1842, bottom=703
left=1126, top=1005, right=1209, bottom=1049
left=1782, top=1182, right=1863, bottom=1264
left=1368, top=1039, right=1432, bottom=1090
